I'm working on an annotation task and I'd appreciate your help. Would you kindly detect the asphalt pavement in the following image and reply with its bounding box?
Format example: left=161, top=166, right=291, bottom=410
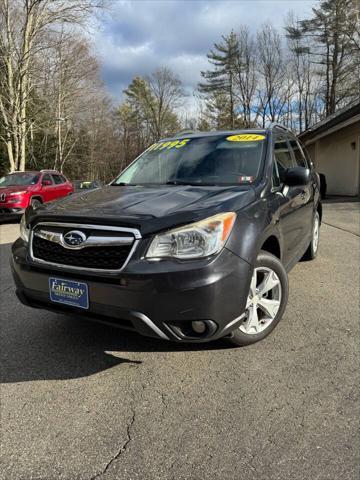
left=1, top=202, right=359, bottom=480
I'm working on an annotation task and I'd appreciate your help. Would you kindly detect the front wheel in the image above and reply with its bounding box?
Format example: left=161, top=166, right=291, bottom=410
left=30, top=198, right=42, bottom=209
left=227, top=251, right=289, bottom=347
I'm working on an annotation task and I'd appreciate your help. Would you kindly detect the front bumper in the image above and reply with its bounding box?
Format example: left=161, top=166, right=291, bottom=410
left=11, top=239, right=253, bottom=342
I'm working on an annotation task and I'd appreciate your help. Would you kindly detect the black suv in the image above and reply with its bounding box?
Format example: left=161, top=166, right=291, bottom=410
left=11, top=125, right=321, bottom=346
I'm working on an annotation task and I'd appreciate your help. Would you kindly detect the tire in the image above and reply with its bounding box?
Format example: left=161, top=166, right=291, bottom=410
left=302, top=211, right=320, bottom=261
left=227, top=251, right=289, bottom=347
left=30, top=198, right=42, bottom=209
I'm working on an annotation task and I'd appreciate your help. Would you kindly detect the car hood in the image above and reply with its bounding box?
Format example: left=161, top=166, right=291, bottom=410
left=29, top=184, right=256, bottom=236
left=0, top=185, right=29, bottom=194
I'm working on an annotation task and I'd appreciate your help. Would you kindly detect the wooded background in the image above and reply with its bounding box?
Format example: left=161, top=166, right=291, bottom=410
left=0, top=0, right=359, bottom=180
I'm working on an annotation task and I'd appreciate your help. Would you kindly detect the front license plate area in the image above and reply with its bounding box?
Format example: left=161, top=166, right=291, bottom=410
left=49, top=277, right=89, bottom=309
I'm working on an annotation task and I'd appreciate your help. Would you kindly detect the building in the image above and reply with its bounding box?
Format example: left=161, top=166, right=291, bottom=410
left=299, top=101, right=360, bottom=197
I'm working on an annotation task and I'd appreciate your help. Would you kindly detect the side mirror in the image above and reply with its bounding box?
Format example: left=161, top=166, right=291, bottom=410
left=283, top=167, right=310, bottom=187
left=42, top=179, right=52, bottom=186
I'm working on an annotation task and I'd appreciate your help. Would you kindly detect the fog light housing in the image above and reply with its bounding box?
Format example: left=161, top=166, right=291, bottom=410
left=191, top=320, right=206, bottom=334
left=165, top=319, right=218, bottom=340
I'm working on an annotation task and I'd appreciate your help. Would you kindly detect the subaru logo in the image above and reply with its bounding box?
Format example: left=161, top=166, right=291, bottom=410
left=63, top=230, right=86, bottom=248
left=0, top=193, right=6, bottom=202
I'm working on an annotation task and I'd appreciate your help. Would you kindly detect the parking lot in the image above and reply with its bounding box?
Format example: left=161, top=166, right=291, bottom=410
left=1, top=201, right=359, bottom=480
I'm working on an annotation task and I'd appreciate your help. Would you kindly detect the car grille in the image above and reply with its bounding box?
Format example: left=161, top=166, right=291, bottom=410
left=30, top=223, right=140, bottom=271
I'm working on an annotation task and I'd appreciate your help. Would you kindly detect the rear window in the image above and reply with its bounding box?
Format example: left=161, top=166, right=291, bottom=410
left=114, top=133, right=267, bottom=186
left=52, top=174, right=64, bottom=185
left=289, top=140, right=308, bottom=168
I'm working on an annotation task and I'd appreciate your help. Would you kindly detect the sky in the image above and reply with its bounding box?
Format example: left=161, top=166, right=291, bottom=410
left=92, top=0, right=319, bottom=106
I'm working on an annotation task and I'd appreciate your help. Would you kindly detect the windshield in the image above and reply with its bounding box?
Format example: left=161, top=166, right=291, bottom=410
left=0, top=173, right=39, bottom=186
left=113, top=134, right=266, bottom=186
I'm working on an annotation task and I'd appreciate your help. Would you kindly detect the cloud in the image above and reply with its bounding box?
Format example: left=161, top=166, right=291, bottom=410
left=92, top=0, right=319, bottom=101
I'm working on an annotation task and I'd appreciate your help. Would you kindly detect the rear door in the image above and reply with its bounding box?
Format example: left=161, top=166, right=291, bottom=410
left=51, top=174, right=69, bottom=198
left=273, top=132, right=311, bottom=267
left=61, top=175, right=74, bottom=195
left=40, top=173, right=56, bottom=202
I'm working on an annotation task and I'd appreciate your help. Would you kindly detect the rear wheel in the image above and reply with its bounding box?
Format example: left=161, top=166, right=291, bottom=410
left=30, top=198, right=42, bottom=209
left=227, top=251, right=289, bottom=347
left=302, top=211, right=320, bottom=260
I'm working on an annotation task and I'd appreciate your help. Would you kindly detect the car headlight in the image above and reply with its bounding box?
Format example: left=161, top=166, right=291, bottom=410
left=20, top=215, right=30, bottom=243
left=146, top=212, right=236, bottom=260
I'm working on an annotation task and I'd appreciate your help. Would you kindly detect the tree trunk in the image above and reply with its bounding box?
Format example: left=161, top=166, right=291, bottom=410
left=18, top=5, right=36, bottom=171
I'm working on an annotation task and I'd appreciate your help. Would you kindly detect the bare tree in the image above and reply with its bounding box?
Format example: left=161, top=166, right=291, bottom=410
left=235, top=27, right=258, bottom=127
left=146, top=68, right=185, bottom=138
left=256, top=24, right=289, bottom=127
left=288, top=0, right=360, bottom=116
left=124, top=67, right=184, bottom=141
left=0, top=0, right=101, bottom=172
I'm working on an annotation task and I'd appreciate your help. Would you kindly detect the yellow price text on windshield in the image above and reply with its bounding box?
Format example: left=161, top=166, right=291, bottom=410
left=226, top=134, right=265, bottom=142
left=147, top=138, right=191, bottom=152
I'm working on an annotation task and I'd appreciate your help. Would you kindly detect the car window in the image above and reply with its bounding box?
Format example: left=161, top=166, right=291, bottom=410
left=274, top=134, right=294, bottom=180
left=289, top=139, right=307, bottom=168
left=60, top=175, right=67, bottom=183
left=52, top=174, right=64, bottom=185
left=42, top=174, right=53, bottom=185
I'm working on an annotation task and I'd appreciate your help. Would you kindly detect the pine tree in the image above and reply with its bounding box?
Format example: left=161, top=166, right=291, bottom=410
left=199, top=31, right=239, bottom=129
left=287, top=0, right=360, bottom=116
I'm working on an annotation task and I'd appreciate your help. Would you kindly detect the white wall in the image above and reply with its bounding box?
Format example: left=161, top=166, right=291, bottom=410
left=309, top=121, right=360, bottom=196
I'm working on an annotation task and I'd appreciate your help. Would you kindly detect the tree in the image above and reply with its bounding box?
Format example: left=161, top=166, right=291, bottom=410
left=197, top=91, right=235, bottom=130
left=235, top=27, right=258, bottom=128
left=0, top=0, right=101, bottom=172
left=287, top=0, right=360, bottom=116
left=285, top=13, right=321, bottom=131
left=146, top=68, right=184, bottom=138
left=256, top=24, right=289, bottom=127
left=116, top=68, right=184, bottom=171
left=199, top=31, right=239, bottom=129
left=123, top=68, right=184, bottom=141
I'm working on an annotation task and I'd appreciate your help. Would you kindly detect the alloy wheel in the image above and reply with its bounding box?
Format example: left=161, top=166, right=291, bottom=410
left=240, top=267, right=282, bottom=335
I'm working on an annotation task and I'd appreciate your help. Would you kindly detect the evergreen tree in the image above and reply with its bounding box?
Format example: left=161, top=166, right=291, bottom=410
left=199, top=31, right=239, bottom=129
left=286, top=0, right=360, bottom=116
left=124, top=69, right=183, bottom=140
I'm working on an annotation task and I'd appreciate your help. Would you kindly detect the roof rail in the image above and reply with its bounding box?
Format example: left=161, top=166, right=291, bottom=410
left=40, top=169, right=59, bottom=173
left=173, top=130, right=201, bottom=137
left=267, top=122, right=294, bottom=133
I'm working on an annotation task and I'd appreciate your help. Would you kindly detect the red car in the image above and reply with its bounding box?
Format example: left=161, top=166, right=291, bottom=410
left=0, top=170, right=73, bottom=218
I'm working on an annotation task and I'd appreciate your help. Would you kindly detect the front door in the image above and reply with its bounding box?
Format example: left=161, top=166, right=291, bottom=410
left=273, top=132, right=312, bottom=267
left=41, top=173, right=57, bottom=202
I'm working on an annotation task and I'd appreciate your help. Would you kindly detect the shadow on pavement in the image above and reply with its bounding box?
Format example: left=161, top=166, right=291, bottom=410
left=323, top=195, right=359, bottom=203
left=0, top=217, right=21, bottom=226
left=1, top=314, right=232, bottom=384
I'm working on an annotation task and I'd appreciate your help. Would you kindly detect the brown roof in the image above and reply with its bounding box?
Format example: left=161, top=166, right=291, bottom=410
left=299, top=101, right=360, bottom=142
